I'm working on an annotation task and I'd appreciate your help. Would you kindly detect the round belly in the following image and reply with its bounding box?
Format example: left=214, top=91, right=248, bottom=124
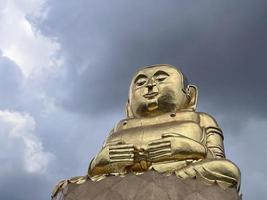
left=109, top=121, right=203, bottom=150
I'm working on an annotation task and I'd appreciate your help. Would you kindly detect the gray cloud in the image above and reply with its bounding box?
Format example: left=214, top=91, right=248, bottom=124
left=33, top=2, right=267, bottom=199
left=223, top=118, right=267, bottom=200
left=0, top=171, right=52, bottom=200
left=0, top=55, right=23, bottom=110
left=1, top=1, right=266, bottom=200
left=36, top=0, right=267, bottom=119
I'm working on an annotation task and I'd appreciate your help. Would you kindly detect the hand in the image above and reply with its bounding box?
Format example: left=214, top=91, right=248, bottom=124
left=147, top=133, right=206, bottom=163
left=108, top=142, right=135, bottom=164
left=89, top=140, right=135, bottom=176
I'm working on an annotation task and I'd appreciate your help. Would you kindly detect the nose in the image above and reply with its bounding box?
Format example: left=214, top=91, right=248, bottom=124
left=144, top=78, right=159, bottom=97
left=146, top=79, right=156, bottom=88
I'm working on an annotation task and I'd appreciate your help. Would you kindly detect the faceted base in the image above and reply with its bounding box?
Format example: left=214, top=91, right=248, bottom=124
left=53, top=171, right=241, bottom=200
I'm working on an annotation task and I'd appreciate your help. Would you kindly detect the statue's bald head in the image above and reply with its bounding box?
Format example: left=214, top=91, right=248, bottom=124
left=126, top=64, right=197, bottom=118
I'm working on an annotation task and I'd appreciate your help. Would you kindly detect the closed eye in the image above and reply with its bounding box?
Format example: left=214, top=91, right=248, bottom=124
left=134, top=74, right=148, bottom=87
left=154, top=71, right=169, bottom=82
left=136, top=78, right=147, bottom=86
left=156, top=74, right=168, bottom=82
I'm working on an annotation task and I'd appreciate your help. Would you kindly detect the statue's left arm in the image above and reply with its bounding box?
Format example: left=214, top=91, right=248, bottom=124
left=199, top=112, right=225, bottom=159
left=148, top=113, right=226, bottom=162
left=176, top=113, right=241, bottom=191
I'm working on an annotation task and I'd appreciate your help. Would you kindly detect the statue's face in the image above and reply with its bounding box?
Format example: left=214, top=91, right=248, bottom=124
left=129, top=65, right=188, bottom=118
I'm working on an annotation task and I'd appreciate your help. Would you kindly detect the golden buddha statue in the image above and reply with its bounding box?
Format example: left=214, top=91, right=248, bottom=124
left=51, top=64, right=241, bottom=199
left=88, top=64, right=241, bottom=190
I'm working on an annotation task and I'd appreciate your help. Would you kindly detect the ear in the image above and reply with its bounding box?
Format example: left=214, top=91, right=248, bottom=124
left=125, top=99, right=134, bottom=118
left=186, top=84, right=198, bottom=111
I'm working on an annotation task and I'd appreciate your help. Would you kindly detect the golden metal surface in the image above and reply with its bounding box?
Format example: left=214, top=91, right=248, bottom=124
left=88, top=64, right=241, bottom=191
left=51, top=176, right=88, bottom=198
left=52, top=64, right=241, bottom=198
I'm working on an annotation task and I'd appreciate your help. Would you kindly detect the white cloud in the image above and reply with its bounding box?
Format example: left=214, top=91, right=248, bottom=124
left=0, top=110, right=54, bottom=174
left=0, top=0, right=60, bottom=78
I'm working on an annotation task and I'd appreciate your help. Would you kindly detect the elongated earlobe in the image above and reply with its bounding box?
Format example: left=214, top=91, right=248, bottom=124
left=186, top=84, right=198, bottom=111
left=125, top=99, right=134, bottom=118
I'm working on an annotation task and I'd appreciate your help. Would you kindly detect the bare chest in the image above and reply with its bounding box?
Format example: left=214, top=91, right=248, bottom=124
left=109, top=112, right=203, bottom=150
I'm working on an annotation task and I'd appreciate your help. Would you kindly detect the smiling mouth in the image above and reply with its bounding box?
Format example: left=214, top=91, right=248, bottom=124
left=143, top=92, right=159, bottom=99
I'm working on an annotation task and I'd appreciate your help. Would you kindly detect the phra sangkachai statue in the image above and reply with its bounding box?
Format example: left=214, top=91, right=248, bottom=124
left=52, top=64, right=241, bottom=198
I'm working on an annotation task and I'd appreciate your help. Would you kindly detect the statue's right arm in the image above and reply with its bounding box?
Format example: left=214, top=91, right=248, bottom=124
left=88, top=131, right=135, bottom=177
left=88, top=145, right=110, bottom=177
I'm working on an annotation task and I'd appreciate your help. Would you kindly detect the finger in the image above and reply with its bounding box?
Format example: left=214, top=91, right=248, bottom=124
left=109, top=144, right=134, bottom=149
left=148, top=140, right=170, bottom=146
left=147, top=142, right=171, bottom=151
left=147, top=143, right=171, bottom=151
left=110, top=154, right=134, bottom=159
left=148, top=148, right=171, bottom=156
left=162, top=133, right=182, bottom=138
left=109, top=148, right=135, bottom=154
left=149, top=151, right=171, bottom=159
left=149, top=152, right=172, bottom=160
left=110, top=158, right=134, bottom=163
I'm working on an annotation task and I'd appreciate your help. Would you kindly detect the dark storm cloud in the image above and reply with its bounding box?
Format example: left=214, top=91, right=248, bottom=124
left=8, top=1, right=264, bottom=200
left=37, top=0, right=267, bottom=118
left=0, top=171, right=52, bottom=200
left=223, top=119, right=267, bottom=200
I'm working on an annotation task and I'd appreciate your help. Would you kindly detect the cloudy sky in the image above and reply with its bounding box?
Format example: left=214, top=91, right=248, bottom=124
left=0, top=0, right=266, bottom=199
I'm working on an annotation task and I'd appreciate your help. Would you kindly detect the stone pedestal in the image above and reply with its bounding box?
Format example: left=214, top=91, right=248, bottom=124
left=53, top=171, right=241, bottom=200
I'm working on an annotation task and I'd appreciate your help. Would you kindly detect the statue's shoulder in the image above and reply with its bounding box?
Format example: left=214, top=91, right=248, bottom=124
left=51, top=176, right=88, bottom=199
left=196, top=112, right=219, bottom=127
left=197, top=112, right=223, bottom=136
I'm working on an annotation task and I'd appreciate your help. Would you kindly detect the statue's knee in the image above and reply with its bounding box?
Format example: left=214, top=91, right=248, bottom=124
left=202, top=159, right=240, bottom=181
